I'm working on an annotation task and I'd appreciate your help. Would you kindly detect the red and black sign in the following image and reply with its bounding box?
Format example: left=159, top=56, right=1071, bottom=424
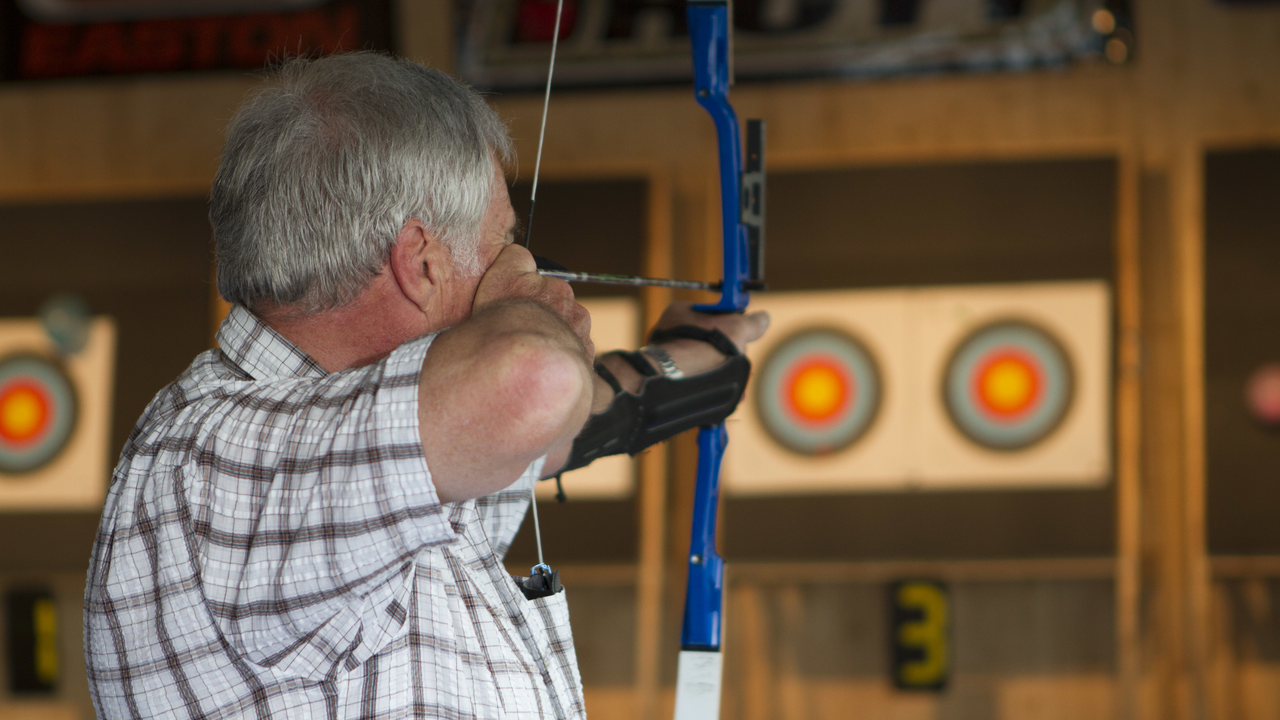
left=0, top=0, right=392, bottom=81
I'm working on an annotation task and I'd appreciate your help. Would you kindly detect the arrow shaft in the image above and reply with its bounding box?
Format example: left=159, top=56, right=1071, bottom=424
left=537, top=269, right=720, bottom=291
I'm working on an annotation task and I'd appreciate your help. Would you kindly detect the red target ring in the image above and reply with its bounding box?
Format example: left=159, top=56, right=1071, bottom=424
left=943, top=321, right=1073, bottom=451
left=0, top=354, right=77, bottom=474
left=756, top=329, right=882, bottom=456
left=780, top=354, right=854, bottom=428
left=971, top=350, right=1044, bottom=422
left=0, top=380, right=53, bottom=446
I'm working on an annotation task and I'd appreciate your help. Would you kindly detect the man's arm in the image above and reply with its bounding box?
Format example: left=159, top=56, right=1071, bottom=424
left=417, top=249, right=595, bottom=503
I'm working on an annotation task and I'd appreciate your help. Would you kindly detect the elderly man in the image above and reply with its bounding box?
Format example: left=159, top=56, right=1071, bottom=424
left=84, top=53, right=766, bottom=719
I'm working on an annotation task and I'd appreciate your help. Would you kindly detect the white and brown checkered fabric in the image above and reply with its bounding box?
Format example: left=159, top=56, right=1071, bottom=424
left=85, top=305, right=586, bottom=719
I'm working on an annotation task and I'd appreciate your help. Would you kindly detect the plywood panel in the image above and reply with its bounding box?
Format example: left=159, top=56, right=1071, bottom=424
left=997, top=675, right=1116, bottom=720
left=0, top=704, right=79, bottom=720
left=581, top=687, right=637, bottom=720
left=1238, top=664, right=1280, bottom=720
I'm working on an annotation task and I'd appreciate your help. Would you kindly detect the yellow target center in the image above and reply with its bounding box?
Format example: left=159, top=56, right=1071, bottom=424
left=0, top=384, right=49, bottom=443
left=789, top=364, right=847, bottom=421
left=978, top=357, right=1037, bottom=416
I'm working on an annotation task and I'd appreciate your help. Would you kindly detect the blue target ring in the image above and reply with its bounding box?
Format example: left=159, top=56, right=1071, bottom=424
left=0, top=354, right=77, bottom=474
left=756, top=328, right=882, bottom=456
left=942, top=320, right=1073, bottom=451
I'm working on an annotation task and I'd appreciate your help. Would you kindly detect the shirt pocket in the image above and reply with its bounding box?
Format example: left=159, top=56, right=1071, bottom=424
left=530, top=590, right=586, bottom=719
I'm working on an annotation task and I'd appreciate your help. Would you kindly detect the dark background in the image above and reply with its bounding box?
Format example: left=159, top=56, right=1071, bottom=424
left=1205, top=148, right=1280, bottom=555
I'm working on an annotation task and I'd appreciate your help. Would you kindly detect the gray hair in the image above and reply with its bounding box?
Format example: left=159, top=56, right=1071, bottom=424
left=211, top=52, right=513, bottom=314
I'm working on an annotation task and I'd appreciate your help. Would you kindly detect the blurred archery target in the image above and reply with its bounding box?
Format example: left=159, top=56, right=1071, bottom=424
left=942, top=320, right=1073, bottom=451
left=725, top=280, right=1111, bottom=495
left=724, top=288, right=912, bottom=495
left=756, top=328, right=881, bottom=456
left=913, top=281, right=1110, bottom=489
left=0, top=317, right=115, bottom=509
left=536, top=296, right=639, bottom=501
left=0, top=355, right=77, bottom=473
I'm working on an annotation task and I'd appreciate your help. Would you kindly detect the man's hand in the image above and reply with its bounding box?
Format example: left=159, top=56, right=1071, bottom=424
left=650, top=302, right=770, bottom=351
left=473, top=244, right=593, bottom=360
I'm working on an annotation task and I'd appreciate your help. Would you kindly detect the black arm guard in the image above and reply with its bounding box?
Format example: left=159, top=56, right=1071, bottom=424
left=562, top=336, right=751, bottom=473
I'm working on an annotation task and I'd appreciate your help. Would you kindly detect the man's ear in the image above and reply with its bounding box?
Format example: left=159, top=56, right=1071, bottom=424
left=389, top=219, right=450, bottom=312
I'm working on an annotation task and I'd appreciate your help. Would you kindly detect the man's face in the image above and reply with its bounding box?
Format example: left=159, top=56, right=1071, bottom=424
left=434, top=158, right=516, bottom=328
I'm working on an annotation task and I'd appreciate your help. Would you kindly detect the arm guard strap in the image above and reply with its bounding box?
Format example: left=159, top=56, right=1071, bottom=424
left=562, top=334, right=751, bottom=473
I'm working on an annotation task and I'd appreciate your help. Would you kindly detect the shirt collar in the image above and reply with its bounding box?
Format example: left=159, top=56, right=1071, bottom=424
left=215, top=305, right=328, bottom=381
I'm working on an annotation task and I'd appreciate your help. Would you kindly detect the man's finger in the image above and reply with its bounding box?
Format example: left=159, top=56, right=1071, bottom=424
left=741, top=311, right=770, bottom=343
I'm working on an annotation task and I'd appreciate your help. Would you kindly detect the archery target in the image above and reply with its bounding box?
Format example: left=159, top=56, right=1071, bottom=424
left=756, top=328, right=881, bottom=456
left=0, top=354, right=77, bottom=473
left=0, top=317, right=115, bottom=509
left=536, top=296, right=639, bottom=501
left=724, top=280, right=1111, bottom=495
left=942, top=321, right=1073, bottom=451
left=914, top=281, right=1110, bottom=489
left=724, top=288, right=913, bottom=495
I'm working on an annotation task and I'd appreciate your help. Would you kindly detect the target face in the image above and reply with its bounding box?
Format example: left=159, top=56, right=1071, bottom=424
left=756, top=328, right=881, bottom=456
left=943, top=321, right=1073, bottom=451
left=0, top=355, right=77, bottom=474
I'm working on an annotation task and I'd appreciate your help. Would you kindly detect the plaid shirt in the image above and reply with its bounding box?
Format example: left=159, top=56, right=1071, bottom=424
left=85, top=305, right=586, bottom=719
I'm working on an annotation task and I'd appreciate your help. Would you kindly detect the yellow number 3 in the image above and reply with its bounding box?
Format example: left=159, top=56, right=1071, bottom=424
left=893, top=581, right=949, bottom=690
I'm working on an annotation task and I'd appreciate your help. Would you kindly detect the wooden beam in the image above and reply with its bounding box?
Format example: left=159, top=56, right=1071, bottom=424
left=1175, top=143, right=1212, bottom=720
left=540, top=557, right=1122, bottom=587
left=1211, top=555, right=1280, bottom=578
left=1114, top=147, right=1144, bottom=720
left=725, top=557, right=1117, bottom=584
left=635, top=172, right=674, bottom=720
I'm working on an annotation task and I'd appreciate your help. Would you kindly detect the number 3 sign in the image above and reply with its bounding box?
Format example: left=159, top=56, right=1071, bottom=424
left=891, top=580, right=950, bottom=691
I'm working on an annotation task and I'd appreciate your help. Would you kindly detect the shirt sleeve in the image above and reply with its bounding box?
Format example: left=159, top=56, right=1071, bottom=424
left=187, top=333, right=451, bottom=679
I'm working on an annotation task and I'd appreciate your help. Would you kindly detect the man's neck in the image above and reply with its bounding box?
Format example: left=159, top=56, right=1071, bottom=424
left=256, top=275, right=427, bottom=373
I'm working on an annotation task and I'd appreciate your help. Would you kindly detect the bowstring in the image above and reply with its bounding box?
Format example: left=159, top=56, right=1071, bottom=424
left=523, top=0, right=566, bottom=250
left=527, top=0, right=567, bottom=569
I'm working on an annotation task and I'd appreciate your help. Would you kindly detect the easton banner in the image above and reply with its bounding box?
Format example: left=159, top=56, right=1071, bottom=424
left=724, top=281, right=1111, bottom=495
left=0, top=0, right=392, bottom=81
left=457, top=0, right=1132, bottom=90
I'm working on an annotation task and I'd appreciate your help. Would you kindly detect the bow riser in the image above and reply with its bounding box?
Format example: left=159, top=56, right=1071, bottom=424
left=690, top=0, right=751, bottom=316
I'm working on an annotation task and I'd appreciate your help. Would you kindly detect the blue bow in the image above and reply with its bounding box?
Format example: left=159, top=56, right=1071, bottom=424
left=674, top=3, right=765, bottom=717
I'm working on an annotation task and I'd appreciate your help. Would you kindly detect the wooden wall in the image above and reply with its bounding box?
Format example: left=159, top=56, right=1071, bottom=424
left=3, top=0, right=1280, bottom=718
